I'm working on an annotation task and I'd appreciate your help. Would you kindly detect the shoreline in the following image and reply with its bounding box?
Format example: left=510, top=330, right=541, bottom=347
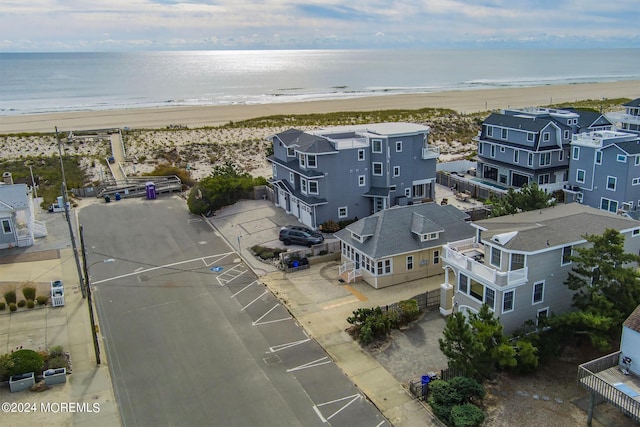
left=1, top=80, right=638, bottom=134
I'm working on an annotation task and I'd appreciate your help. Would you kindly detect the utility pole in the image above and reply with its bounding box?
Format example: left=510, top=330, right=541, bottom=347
left=79, top=224, right=101, bottom=365
left=56, top=127, right=86, bottom=298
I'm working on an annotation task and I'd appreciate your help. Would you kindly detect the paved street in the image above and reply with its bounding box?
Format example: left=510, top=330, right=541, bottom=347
left=79, top=196, right=386, bottom=426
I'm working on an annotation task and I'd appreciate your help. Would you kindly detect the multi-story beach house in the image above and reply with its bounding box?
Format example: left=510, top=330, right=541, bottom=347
left=439, top=203, right=640, bottom=334
left=607, top=98, right=640, bottom=136
left=267, top=123, right=439, bottom=229
left=334, top=203, right=475, bottom=288
left=0, top=183, right=47, bottom=249
left=564, top=130, right=640, bottom=213
left=475, top=108, right=613, bottom=193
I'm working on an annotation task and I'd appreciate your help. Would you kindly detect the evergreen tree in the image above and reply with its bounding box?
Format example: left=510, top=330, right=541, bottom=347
left=488, top=182, right=554, bottom=218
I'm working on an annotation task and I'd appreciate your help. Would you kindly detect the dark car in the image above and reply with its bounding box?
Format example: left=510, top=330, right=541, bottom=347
left=282, top=225, right=324, bottom=238
left=279, top=227, right=324, bottom=247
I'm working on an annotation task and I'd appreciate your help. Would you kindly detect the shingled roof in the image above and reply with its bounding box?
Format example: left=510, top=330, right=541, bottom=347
left=624, top=305, right=640, bottom=333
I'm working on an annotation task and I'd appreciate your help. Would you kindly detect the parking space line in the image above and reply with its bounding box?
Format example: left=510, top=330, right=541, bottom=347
left=216, top=264, right=248, bottom=286
left=268, top=338, right=311, bottom=353
left=252, top=304, right=292, bottom=326
left=376, top=420, right=387, bottom=427
left=286, top=357, right=331, bottom=373
left=230, top=280, right=258, bottom=298
left=240, top=290, right=268, bottom=311
left=201, top=252, right=234, bottom=267
left=313, top=394, right=362, bottom=423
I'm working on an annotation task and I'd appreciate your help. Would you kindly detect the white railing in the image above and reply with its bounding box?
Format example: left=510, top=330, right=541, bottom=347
left=422, top=146, right=440, bottom=159
left=347, top=268, right=362, bottom=284
left=443, top=245, right=528, bottom=287
left=32, top=220, right=47, bottom=238
left=339, top=261, right=354, bottom=276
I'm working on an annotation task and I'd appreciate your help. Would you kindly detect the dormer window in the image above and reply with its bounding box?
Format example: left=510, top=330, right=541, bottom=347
left=287, top=147, right=296, bottom=157
left=307, top=155, right=317, bottom=168
left=351, top=232, right=365, bottom=243
left=420, top=232, right=439, bottom=242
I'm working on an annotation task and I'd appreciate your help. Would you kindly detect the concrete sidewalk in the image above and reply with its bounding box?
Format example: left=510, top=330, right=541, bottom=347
left=0, top=233, right=120, bottom=425
left=209, top=199, right=443, bottom=426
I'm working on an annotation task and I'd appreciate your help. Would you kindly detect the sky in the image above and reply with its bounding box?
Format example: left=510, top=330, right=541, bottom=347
left=0, top=0, right=639, bottom=52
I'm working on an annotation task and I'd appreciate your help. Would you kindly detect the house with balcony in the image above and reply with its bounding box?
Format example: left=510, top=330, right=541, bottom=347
left=0, top=183, right=47, bottom=249
left=578, top=304, right=640, bottom=424
left=476, top=108, right=578, bottom=193
left=334, top=203, right=475, bottom=288
left=565, top=108, right=613, bottom=133
left=267, top=123, right=439, bottom=229
left=440, top=203, right=640, bottom=334
left=607, top=97, right=640, bottom=136
left=564, top=130, right=640, bottom=213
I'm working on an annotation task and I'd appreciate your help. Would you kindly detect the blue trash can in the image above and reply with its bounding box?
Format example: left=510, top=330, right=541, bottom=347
left=421, top=375, right=431, bottom=399
left=114, top=192, right=121, bottom=201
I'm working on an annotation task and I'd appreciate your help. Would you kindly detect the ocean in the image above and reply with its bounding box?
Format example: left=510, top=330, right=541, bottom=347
left=1, top=49, right=639, bottom=116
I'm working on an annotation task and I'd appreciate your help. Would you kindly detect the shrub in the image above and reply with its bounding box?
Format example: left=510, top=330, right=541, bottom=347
left=347, top=307, right=392, bottom=345
left=320, top=220, right=339, bottom=233
left=260, top=251, right=274, bottom=260
left=0, top=302, right=5, bottom=310
left=48, top=345, right=64, bottom=358
left=17, top=299, right=26, bottom=308
left=27, top=300, right=35, bottom=309
left=8, top=349, right=44, bottom=376
left=398, top=299, right=421, bottom=324
left=47, top=355, right=67, bottom=370
left=450, top=403, right=485, bottom=427
left=4, top=289, right=17, bottom=304
left=428, top=377, right=486, bottom=426
left=9, top=303, right=17, bottom=312
left=36, top=296, right=48, bottom=306
left=0, top=353, right=14, bottom=381
left=22, top=286, right=36, bottom=301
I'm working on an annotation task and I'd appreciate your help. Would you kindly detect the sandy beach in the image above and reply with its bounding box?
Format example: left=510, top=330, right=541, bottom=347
left=0, top=80, right=638, bottom=134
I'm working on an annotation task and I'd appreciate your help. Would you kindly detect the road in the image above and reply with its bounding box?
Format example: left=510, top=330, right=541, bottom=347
left=79, top=196, right=387, bottom=427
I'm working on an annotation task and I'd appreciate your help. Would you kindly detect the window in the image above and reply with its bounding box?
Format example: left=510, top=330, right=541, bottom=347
left=528, top=153, right=534, bottom=166
left=576, top=169, right=585, bottom=183
left=636, top=156, right=640, bottom=166
left=478, top=143, right=484, bottom=155
left=396, top=141, right=402, bottom=152
left=561, top=246, right=572, bottom=265
left=490, top=246, right=501, bottom=268
left=527, top=133, right=534, bottom=142
left=510, top=253, right=525, bottom=270
left=500, top=146, right=505, bottom=153
left=308, top=181, right=318, bottom=194
left=358, top=175, right=366, bottom=187
left=393, top=166, right=400, bottom=177
left=458, top=273, right=468, bottom=294
left=601, top=198, right=618, bottom=213
left=572, top=146, right=580, bottom=160
left=607, top=176, right=617, bottom=191
left=307, top=155, right=317, bottom=168
left=499, top=174, right=507, bottom=184
left=358, top=149, right=365, bottom=161
left=300, top=179, right=307, bottom=194
left=490, top=144, right=496, bottom=158
left=338, top=206, right=348, bottom=218
left=485, top=288, right=495, bottom=310
left=272, top=163, right=277, bottom=178
left=407, top=256, right=413, bottom=270
left=377, top=259, right=391, bottom=275
left=633, top=178, right=640, bottom=186
left=532, top=281, right=544, bottom=304
left=633, top=229, right=640, bottom=237
left=470, top=278, right=484, bottom=301
left=536, top=308, right=549, bottom=326
left=372, top=139, right=382, bottom=153
left=389, top=185, right=396, bottom=191
left=501, top=128, right=508, bottom=139
left=502, top=290, right=514, bottom=313
left=289, top=172, right=294, bottom=183
left=486, top=126, right=493, bottom=137
left=372, top=162, right=383, bottom=176
left=405, top=188, right=411, bottom=197
left=539, top=152, right=551, bottom=166
left=618, top=154, right=627, bottom=163
left=543, top=132, right=550, bottom=142
left=514, top=150, right=519, bottom=163
left=559, top=150, right=564, bottom=161
left=1, top=219, right=11, bottom=234
left=596, top=151, right=602, bottom=164
left=538, top=174, right=549, bottom=185
left=433, top=250, right=440, bottom=265
left=300, top=154, right=306, bottom=167
left=287, top=147, right=295, bottom=157
left=563, top=130, right=569, bottom=139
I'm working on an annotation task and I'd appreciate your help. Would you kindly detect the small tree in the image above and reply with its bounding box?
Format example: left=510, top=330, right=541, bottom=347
left=428, top=377, right=486, bottom=426
left=488, top=183, right=554, bottom=218
left=439, top=312, right=483, bottom=378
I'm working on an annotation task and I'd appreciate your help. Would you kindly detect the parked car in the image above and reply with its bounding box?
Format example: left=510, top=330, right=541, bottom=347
left=279, top=227, right=324, bottom=247
left=281, top=225, right=324, bottom=239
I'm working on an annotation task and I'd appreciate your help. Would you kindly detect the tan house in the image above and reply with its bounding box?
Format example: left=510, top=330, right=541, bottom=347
left=334, top=203, right=475, bottom=289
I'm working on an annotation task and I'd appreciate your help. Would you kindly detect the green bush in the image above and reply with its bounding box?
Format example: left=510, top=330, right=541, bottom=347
left=9, top=303, right=17, bottom=312
left=48, top=346, right=64, bottom=358
left=26, top=300, right=35, bottom=309
left=8, top=349, right=44, bottom=376
left=347, top=307, right=392, bottom=345
left=17, top=299, right=26, bottom=308
left=320, top=220, right=340, bottom=233
left=0, top=302, right=5, bottom=310
left=47, top=355, right=67, bottom=370
left=450, top=404, right=485, bottom=427
left=0, top=353, right=14, bottom=381
left=428, top=377, right=486, bottom=426
left=4, top=289, right=17, bottom=304
left=398, top=299, right=421, bottom=324
left=22, top=286, right=36, bottom=301
left=36, top=296, right=48, bottom=306
left=260, top=251, right=274, bottom=260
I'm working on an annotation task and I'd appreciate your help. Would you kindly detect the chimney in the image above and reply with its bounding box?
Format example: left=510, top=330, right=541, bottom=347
left=2, top=172, right=13, bottom=185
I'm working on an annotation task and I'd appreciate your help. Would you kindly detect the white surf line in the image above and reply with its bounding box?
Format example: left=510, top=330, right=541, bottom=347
left=92, top=253, right=233, bottom=285
left=240, top=290, right=268, bottom=311
left=313, top=394, right=362, bottom=423
left=286, top=357, right=331, bottom=373
left=201, top=252, right=234, bottom=267
left=268, top=338, right=311, bottom=353
left=230, top=280, right=258, bottom=298
left=251, top=304, right=292, bottom=326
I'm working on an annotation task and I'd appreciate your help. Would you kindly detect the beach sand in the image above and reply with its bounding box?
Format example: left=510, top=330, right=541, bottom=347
left=0, top=80, right=638, bottom=182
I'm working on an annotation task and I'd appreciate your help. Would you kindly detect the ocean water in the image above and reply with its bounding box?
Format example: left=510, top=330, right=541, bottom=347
left=1, top=49, right=639, bottom=116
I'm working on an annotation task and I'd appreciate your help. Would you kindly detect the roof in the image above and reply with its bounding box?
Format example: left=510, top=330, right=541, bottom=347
left=624, top=305, right=640, bottom=333
left=334, top=203, right=474, bottom=259
left=565, top=108, right=612, bottom=130
left=623, top=98, right=640, bottom=108
left=273, top=128, right=337, bottom=154
left=483, top=112, right=557, bottom=133
left=614, top=139, right=640, bottom=155
left=0, top=184, right=30, bottom=212
left=475, top=203, right=640, bottom=252
left=318, top=122, right=430, bottom=137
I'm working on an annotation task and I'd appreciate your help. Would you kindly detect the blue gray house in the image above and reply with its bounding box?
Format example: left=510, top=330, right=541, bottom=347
left=476, top=108, right=613, bottom=193
left=564, top=130, right=640, bottom=213
left=267, top=123, right=439, bottom=229
left=607, top=97, right=640, bottom=136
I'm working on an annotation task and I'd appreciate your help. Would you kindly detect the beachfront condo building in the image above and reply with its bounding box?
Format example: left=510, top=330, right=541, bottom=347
left=440, top=203, right=640, bottom=334
left=267, top=123, right=439, bottom=229
left=564, top=130, right=640, bottom=214
left=607, top=97, right=640, bottom=136
left=475, top=107, right=612, bottom=193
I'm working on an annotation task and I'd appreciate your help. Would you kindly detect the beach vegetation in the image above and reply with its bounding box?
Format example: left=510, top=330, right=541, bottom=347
left=36, top=296, right=48, bottom=305
left=21, top=285, right=36, bottom=301
left=4, top=288, right=17, bottom=304
left=9, top=303, right=17, bottom=312
left=143, top=163, right=195, bottom=188
left=487, top=183, right=553, bottom=217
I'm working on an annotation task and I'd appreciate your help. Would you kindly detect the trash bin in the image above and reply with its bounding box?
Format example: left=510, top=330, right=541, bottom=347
left=104, top=195, right=110, bottom=203
left=421, top=375, right=431, bottom=399
left=114, top=192, right=121, bottom=201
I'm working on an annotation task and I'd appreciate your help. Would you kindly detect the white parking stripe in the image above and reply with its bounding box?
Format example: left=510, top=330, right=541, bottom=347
left=251, top=304, right=292, bottom=326
left=240, top=290, right=268, bottom=311
left=313, top=394, right=362, bottom=422
left=268, top=338, right=311, bottom=353
left=230, top=280, right=258, bottom=298
left=286, top=357, right=331, bottom=373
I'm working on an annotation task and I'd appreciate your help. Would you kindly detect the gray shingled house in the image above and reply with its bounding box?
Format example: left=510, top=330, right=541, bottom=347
left=441, top=203, right=640, bottom=333
left=334, top=203, right=475, bottom=289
